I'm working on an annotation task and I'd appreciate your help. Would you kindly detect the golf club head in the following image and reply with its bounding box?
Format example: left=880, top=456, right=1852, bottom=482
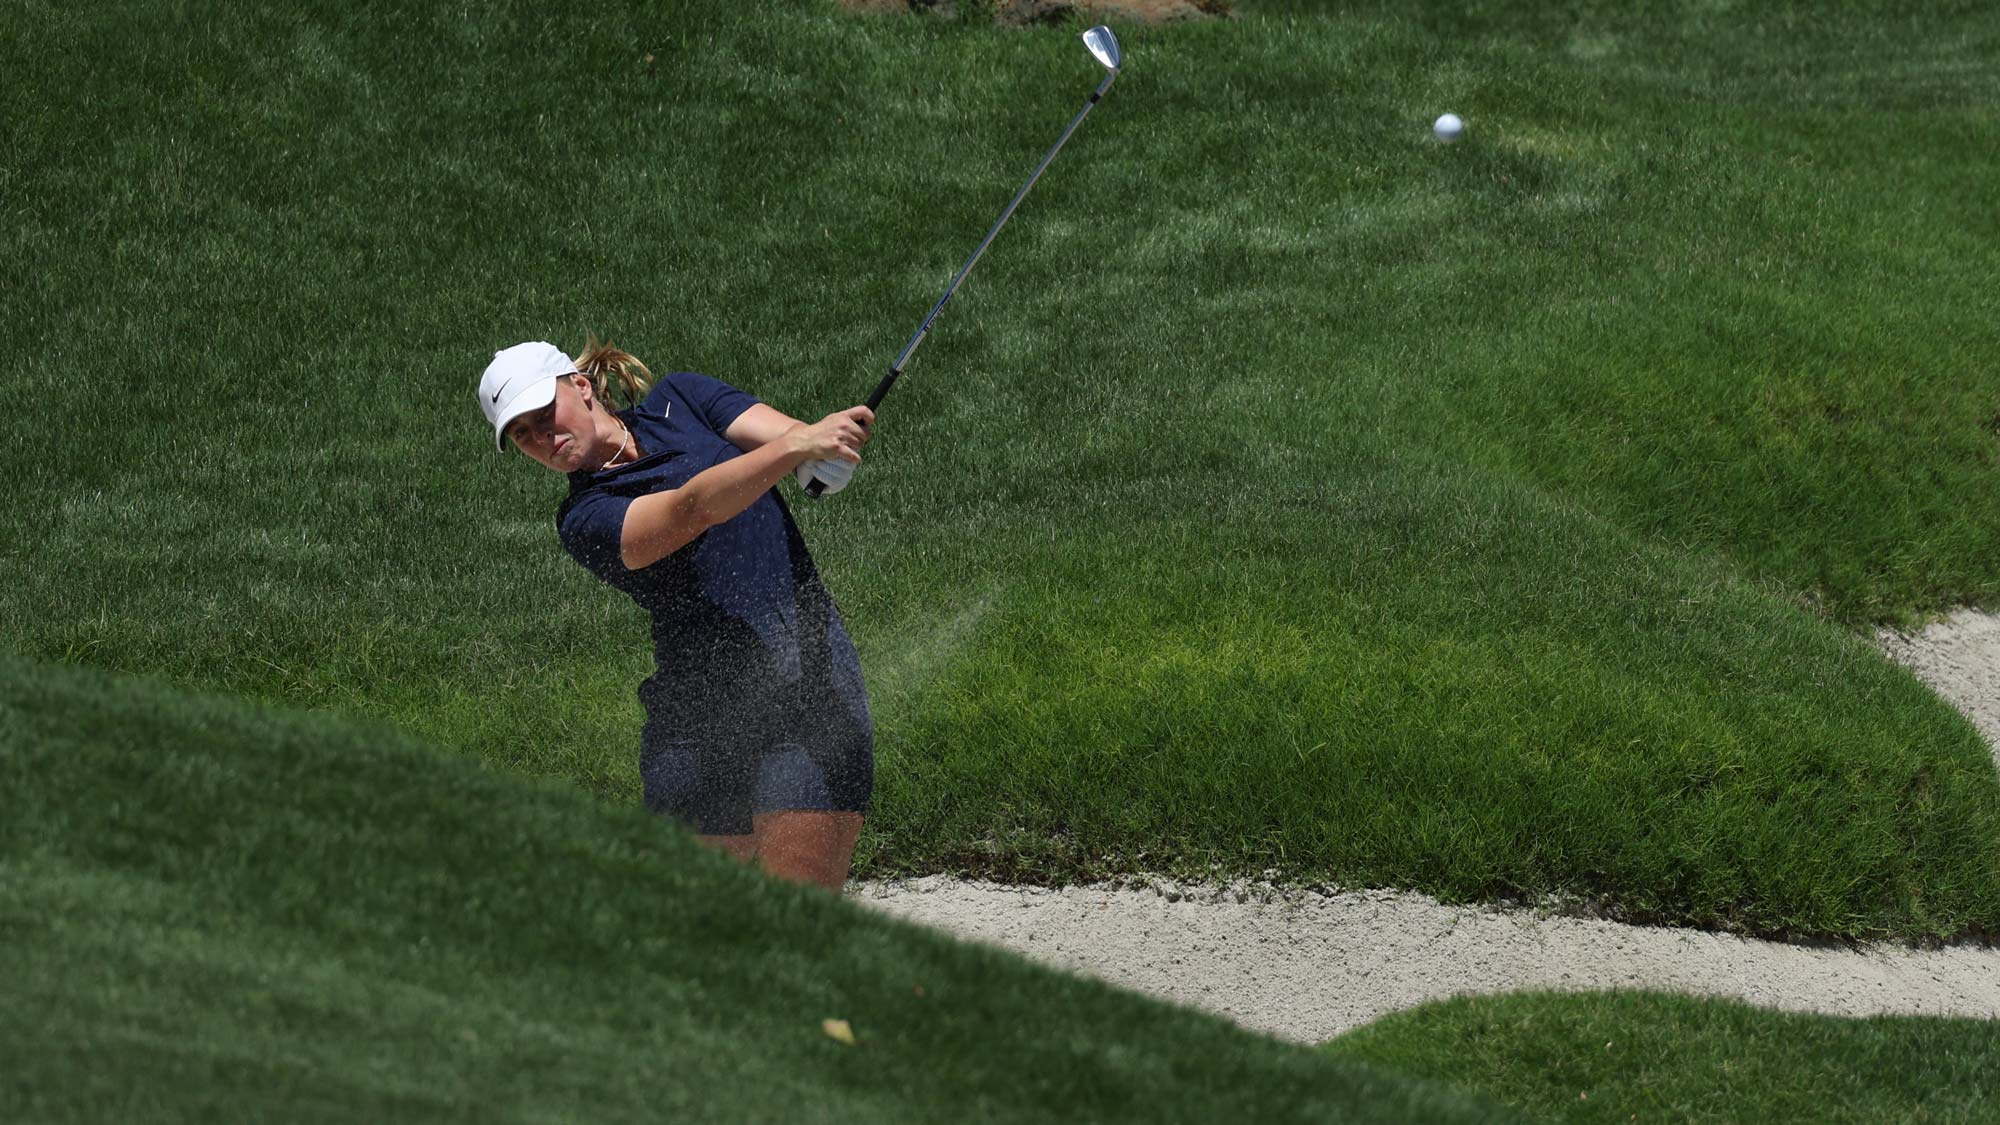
left=1082, top=25, right=1121, bottom=72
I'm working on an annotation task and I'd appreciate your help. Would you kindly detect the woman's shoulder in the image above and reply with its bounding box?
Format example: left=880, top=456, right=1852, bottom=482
left=645, top=372, right=758, bottom=430
left=651, top=370, right=742, bottom=396
left=640, top=376, right=682, bottom=415
left=638, top=370, right=731, bottom=407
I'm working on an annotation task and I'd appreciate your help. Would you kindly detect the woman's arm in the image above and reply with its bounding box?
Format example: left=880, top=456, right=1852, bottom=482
left=724, top=403, right=804, bottom=452
left=620, top=406, right=873, bottom=570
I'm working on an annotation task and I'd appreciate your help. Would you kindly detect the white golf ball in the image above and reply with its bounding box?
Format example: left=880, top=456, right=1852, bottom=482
left=1433, top=113, right=1465, bottom=142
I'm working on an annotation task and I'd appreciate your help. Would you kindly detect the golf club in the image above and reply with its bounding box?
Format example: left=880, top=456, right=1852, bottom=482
left=804, top=24, right=1124, bottom=498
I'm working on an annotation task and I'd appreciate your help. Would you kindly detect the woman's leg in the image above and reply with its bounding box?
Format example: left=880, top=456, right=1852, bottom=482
left=643, top=734, right=760, bottom=864
left=697, top=834, right=759, bottom=863
left=751, top=811, right=863, bottom=891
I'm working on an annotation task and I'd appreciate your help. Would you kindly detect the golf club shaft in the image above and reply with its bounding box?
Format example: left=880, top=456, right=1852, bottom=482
left=868, top=68, right=1119, bottom=412
left=806, top=67, right=1119, bottom=498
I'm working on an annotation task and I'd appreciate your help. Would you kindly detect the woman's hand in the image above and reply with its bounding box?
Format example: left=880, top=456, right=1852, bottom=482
left=786, top=406, right=874, bottom=465
left=795, top=456, right=856, bottom=496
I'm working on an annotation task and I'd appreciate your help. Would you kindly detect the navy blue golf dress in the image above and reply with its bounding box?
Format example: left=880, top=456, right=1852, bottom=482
left=556, top=372, right=872, bottom=835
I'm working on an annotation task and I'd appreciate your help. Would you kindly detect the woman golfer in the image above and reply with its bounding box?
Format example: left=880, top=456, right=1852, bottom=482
left=479, top=339, right=875, bottom=891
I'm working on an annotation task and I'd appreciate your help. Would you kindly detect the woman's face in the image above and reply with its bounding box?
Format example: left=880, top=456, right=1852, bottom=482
left=506, top=375, right=598, bottom=473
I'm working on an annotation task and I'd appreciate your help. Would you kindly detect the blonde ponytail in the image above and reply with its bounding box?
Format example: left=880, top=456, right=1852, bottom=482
left=573, top=334, right=654, bottom=410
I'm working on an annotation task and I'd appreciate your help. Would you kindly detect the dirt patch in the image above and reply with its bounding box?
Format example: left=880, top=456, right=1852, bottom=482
left=839, top=0, right=1233, bottom=27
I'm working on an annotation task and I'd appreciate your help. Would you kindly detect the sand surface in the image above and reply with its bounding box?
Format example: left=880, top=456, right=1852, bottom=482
left=853, top=611, right=2000, bottom=1043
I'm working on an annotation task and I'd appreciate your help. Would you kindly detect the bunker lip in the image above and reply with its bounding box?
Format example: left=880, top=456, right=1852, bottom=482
left=1876, top=607, right=2000, bottom=772
left=853, top=610, right=2000, bottom=1044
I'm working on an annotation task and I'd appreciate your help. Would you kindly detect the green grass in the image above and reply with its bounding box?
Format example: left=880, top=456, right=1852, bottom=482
left=6, top=0, right=2000, bottom=939
left=1326, top=990, right=2000, bottom=1124
left=0, top=654, right=1506, bottom=1123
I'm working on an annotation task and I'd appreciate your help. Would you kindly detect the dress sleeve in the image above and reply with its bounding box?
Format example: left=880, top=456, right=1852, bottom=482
left=557, top=488, right=634, bottom=584
left=665, top=371, right=762, bottom=435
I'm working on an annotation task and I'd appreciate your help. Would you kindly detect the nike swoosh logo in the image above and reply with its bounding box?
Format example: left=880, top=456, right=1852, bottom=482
left=491, top=389, right=502, bottom=403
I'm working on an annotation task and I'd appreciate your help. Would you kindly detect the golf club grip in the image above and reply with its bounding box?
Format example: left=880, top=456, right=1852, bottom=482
left=864, top=367, right=901, bottom=411
left=804, top=367, right=899, bottom=498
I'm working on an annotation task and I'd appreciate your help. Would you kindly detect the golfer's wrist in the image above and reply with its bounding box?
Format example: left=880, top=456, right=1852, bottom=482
left=782, top=424, right=816, bottom=463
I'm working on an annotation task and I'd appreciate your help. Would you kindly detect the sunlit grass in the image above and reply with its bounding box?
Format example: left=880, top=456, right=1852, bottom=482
left=2, top=655, right=1501, bottom=1124
left=1327, top=990, right=2000, bottom=1124
left=4, top=0, right=1999, bottom=937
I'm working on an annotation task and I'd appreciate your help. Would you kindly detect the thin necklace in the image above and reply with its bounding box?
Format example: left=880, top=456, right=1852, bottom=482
left=601, top=420, right=631, bottom=471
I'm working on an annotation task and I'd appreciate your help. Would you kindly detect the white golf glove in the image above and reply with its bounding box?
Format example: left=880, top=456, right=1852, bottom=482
left=796, top=458, right=856, bottom=496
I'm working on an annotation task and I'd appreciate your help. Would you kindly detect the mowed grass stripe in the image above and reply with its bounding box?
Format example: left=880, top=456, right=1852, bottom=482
left=1325, top=990, right=2000, bottom=1124
left=0, top=656, right=1502, bottom=1123
left=4, top=0, right=1999, bottom=937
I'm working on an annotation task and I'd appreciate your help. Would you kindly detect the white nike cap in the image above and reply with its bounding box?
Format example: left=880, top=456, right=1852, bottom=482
left=479, top=341, right=578, bottom=451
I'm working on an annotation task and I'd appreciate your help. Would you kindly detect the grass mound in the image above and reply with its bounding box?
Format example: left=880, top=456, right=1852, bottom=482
left=0, top=655, right=1499, bottom=1123
left=1326, top=990, right=2000, bottom=1124
left=5, top=0, right=2000, bottom=938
